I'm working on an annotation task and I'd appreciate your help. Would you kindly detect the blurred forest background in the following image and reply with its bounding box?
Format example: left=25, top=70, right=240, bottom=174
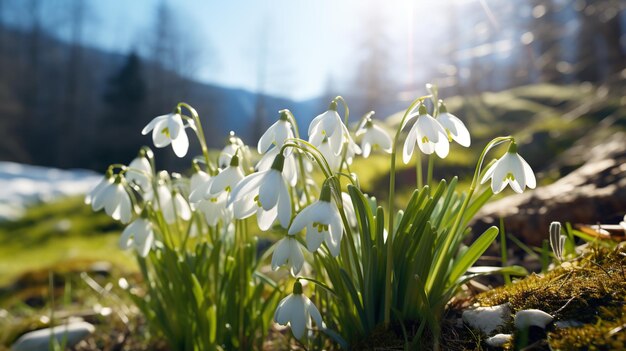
left=0, top=0, right=624, bottom=171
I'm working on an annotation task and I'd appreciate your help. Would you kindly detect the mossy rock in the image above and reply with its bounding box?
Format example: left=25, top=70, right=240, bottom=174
left=472, top=245, right=626, bottom=350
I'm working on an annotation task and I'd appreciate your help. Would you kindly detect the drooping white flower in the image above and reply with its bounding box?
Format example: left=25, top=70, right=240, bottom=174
left=289, top=183, right=343, bottom=256
left=341, top=192, right=357, bottom=228
left=256, top=146, right=298, bottom=187
left=480, top=142, right=536, bottom=194
left=403, top=104, right=449, bottom=163
left=119, top=217, right=155, bottom=257
left=356, top=119, right=392, bottom=158
left=229, top=154, right=292, bottom=230
left=141, top=113, right=189, bottom=158
left=125, top=156, right=152, bottom=190
left=309, top=101, right=346, bottom=156
left=96, top=176, right=133, bottom=224
left=190, top=169, right=211, bottom=196
left=274, top=281, right=325, bottom=340
left=218, top=133, right=248, bottom=168
left=436, top=102, right=471, bottom=147
left=155, top=184, right=192, bottom=224
left=209, top=156, right=245, bottom=195
left=194, top=192, right=232, bottom=227
left=271, top=235, right=304, bottom=276
left=258, top=111, right=295, bottom=154
left=318, top=137, right=342, bottom=172
left=85, top=173, right=114, bottom=207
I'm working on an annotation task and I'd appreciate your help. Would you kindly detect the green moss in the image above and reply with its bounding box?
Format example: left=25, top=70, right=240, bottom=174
left=473, top=245, right=626, bottom=350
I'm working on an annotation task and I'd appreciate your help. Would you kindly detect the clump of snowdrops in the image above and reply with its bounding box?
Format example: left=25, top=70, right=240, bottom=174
left=87, top=85, right=535, bottom=349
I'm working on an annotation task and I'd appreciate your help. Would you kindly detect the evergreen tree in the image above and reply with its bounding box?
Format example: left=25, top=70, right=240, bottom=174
left=96, top=52, right=147, bottom=169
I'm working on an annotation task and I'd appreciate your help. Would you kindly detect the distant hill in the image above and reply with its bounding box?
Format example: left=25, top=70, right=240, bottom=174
left=0, top=24, right=411, bottom=172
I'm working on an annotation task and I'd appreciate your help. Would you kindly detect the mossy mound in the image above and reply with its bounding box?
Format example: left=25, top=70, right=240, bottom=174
left=473, top=245, right=626, bottom=350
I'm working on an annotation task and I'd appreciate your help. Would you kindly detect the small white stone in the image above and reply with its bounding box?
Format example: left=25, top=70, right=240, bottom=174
left=11, top=321, right=95, bottom=351
left=485, top=333, right=512, bottom=347
left=462, top=303, right=512, bottom=335
left=514, top=309, right=553, bottom=330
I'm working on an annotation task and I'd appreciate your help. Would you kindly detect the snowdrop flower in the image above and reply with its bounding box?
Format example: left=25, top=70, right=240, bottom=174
left=356, top=118, right=392, bottom=158
left=119, top=217, right=155, bottom=257
left=195, top=193, right=232, bottom=227
left=480, top=142, right=536, bottom=194
left=229, top=154, right=292, bottom=230
left=219, top=132, right=248, bottom=168
left=271, top=235, right=304, bottom=276
left=341, top=192, right=357, bottom=228
left=155, top=184, right=192, bottom=224
left=95, top=176, right=133, bottom=224
left=125, top=155, right=152, bottom=190
left=209, top=156, right=245, bottom=195
left=309, top=101, right=346, bottom=156
left=190, top=169, right=211, bottom=195
left=403, top=104, right=449, bottom=163
left=436, top=102, right=471, bottom=147
left=318, top=137, right=342, bottom=172
left=256, top=146, right=298, bottom=187
left=141, top=113, right=189, bottom=158
left=289, top=183, right=343, bottom=256
left=85, top=173, right=114, bottom=207
left=274, top=281, right=324, bottom=340
left=258, top=111, right=295, bottom=154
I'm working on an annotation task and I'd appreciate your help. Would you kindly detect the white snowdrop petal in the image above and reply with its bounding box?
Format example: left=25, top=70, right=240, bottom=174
left=305, top=298, right=324, bottom=328
left=289, top=296, right=307, bottom=339
left=119, top=220, right=140, bottom=250
left=434, top=136, right=450, bottom=159
left=289, top=239, right=304, bottom=276
left=289, top=203, right=318, bottom=235
left=233, top=195, right=258, bottom=219
left=305, top=225, right=325, bottom=252
left=271, top=238, right=290, bottom=271
left=274, top=296, right=291, bottom=324
left=258, top=172, right=281, bottom=210
left=402, top=125, right=418, bottom=164
left=171, top=129, right=189, bottom=158
left=136, top=224, right=154, bottom=257
left=141, top=115, right=167, bottom=135
left=258, top=122, right=276, bottom=154
left=167, top=114, right=183, bottom=140
left=174, top=193, right=191, bottom=220
left=118, top=191, right=133, bottom=224
left=152, top=119, right=172, bottom=147
left=520, top=155, right=536, bottom=189
left=257, top=205, right=278, bottom=231
left=277, top=180, right=292, bottom=229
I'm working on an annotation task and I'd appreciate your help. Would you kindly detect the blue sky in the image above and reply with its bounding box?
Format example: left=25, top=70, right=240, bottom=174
left=83, top=0, right=446, bottom=100
left=3, top=0, right=476, bottom=100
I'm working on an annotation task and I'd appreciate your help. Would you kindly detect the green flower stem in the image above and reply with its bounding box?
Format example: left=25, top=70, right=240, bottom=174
left=283, top=110, right=313, bottom=203
left=281, top=140, right=333, bottom=179
left=384, top=95, right=429, bottom=327
left=427, top=155, right=434, bottom=189
left=333, top=96, right=349, bottom=126
left=416, top=152, right=423, bottom=189
left=426, top=136, right=513, bottom=293
left=177, top=102, right=215, bottom=175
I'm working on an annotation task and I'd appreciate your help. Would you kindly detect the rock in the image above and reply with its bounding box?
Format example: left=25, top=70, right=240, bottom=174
left=462, top=303, right=512, bottom=335
left=514, top=309, right=553, bottom=330
left=11, top=321, right=95, bottom=351
left=485, top=333, right=512, bottom=347
left=472, top=132, right=626, bottom=247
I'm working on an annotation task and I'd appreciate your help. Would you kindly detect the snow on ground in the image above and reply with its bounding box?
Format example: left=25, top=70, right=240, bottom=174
left=0, top=162, right=101, bottom=221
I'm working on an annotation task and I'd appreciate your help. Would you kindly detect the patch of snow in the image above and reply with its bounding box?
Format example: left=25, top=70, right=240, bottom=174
left=0, top=162, right=101, bottom=221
